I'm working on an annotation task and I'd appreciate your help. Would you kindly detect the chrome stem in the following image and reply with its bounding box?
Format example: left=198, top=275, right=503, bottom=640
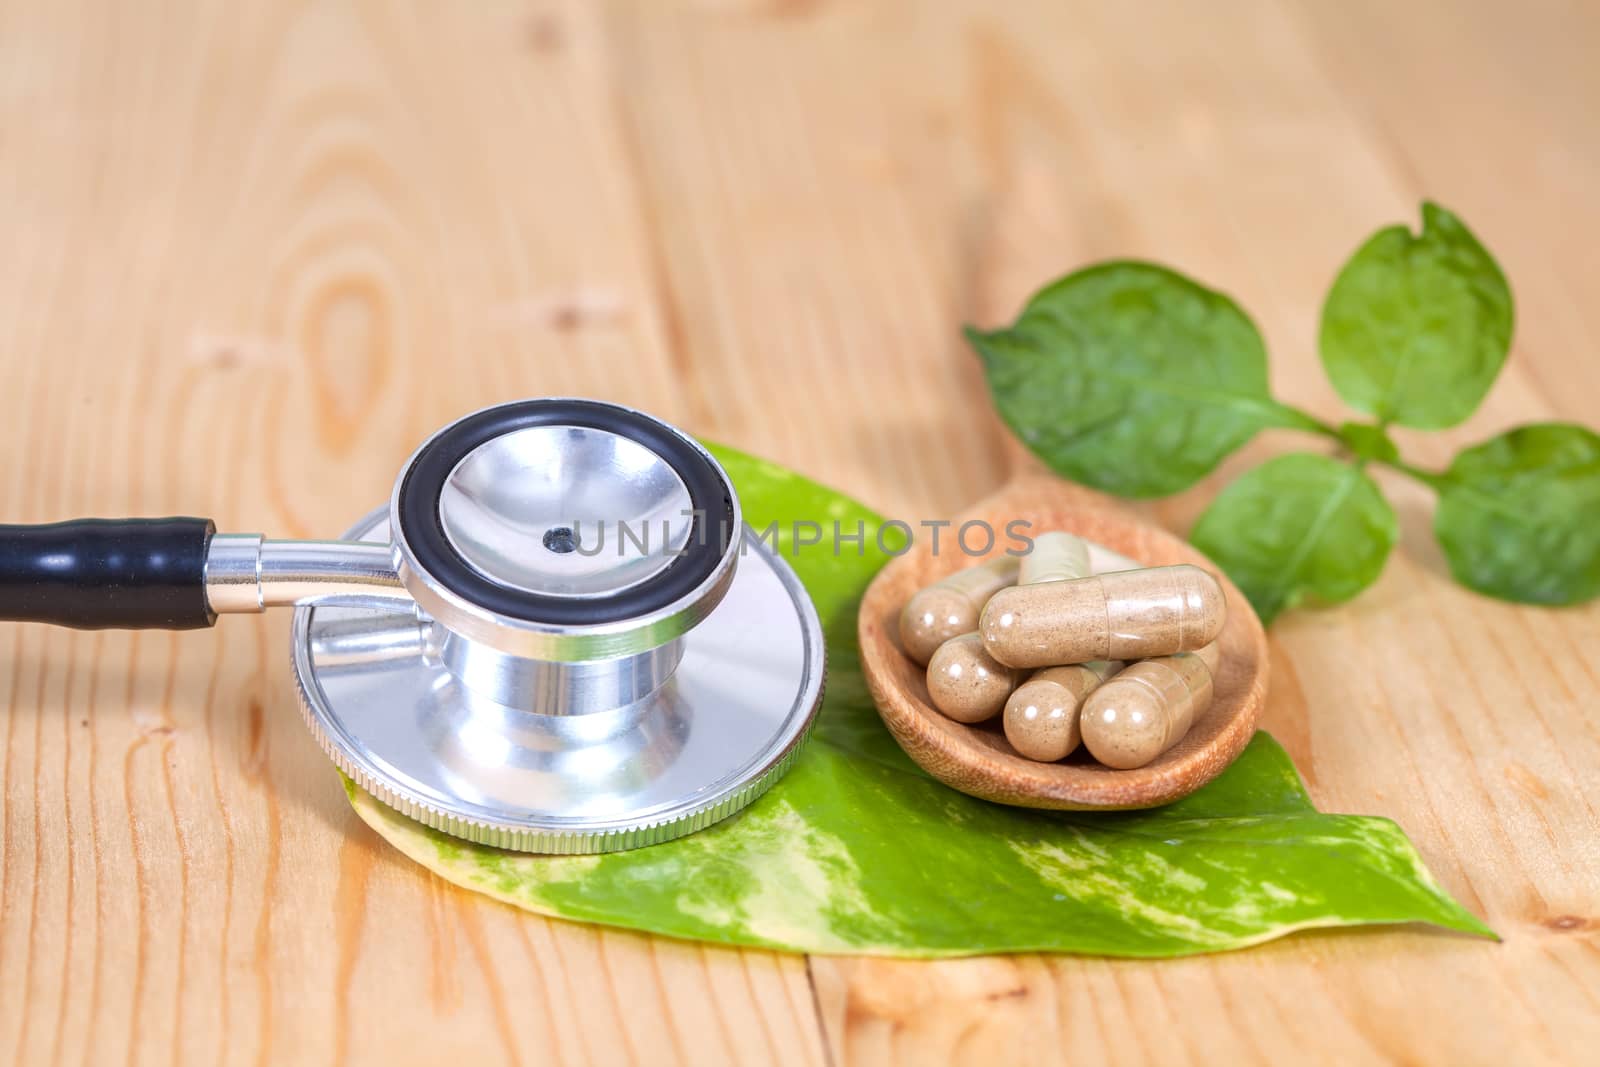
left=205, top=530, right=685, bottom=717
left=434, top=624, right=683, bottom=715
left=204, top=534, right=408, bottom=613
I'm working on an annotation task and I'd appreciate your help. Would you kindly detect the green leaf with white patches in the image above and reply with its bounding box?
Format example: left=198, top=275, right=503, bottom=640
left=1191, top=453, right=1398, bottom=625
left=346, top=446, right=1489, bottom=957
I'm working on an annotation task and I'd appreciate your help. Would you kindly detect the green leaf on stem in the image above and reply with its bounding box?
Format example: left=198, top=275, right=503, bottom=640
left=969, top=261, right=1302, bottom=498
left=1319, top=202, right=1513, bottom=429
left=1191, top=453, right=1397, bottom=624
left=1435, top=422, right=1600, bottom=605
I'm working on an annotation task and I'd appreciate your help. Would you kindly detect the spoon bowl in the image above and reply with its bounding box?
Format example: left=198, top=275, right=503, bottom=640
left=858, top=474, right=1268, bottom=809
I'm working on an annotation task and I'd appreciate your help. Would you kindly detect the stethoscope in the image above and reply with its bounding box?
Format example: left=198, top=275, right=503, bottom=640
left=0, top=398, right=825, bottom=853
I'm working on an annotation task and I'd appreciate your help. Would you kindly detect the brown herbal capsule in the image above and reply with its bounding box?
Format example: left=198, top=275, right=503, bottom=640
left=926, top=633, right=1020, bottom=724
left=1080, top=643, right=1220, bottom=769
left=1019, top=531, right=1090, bottom=586
left=1003, top=660, right=1122, bottom=762
left=979, top=564, right=1226, bottom=668
left=899, top=556, right=1019, bottom=665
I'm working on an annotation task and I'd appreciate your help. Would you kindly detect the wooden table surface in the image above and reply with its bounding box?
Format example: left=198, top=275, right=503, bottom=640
left=3, top=2, right=1597, bottom=1064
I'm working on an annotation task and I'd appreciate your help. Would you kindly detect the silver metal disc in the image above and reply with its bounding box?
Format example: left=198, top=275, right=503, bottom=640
left=438, top=424, right=694, bottom=599
left=292, top=507, right=825, bottom=853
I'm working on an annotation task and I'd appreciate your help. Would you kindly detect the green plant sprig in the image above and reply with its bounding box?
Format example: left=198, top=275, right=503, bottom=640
left=968, top=202, right=1600, bottom=624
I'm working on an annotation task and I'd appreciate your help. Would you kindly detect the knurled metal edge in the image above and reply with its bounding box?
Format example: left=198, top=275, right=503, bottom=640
left=293, top=653, right=825, bottom=854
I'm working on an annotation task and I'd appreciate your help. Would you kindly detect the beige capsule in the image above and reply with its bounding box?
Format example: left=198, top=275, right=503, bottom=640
left=899, top=556, right=1020, bottom=665
left=1080, top=643, right=1221, bottom=770
left=926, top=632, right=1021, bottom=724
left=1019, top=531, right=1091, bottom=586
left=1003, top=660, right=1122, bottom=762
left=979, top=563, right=1226, bottom=668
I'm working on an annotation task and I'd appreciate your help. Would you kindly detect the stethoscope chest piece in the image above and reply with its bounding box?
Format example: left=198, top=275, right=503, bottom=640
left=289, top=399, right=825, bottom=853
left=0, top=397, right=825, bottom=853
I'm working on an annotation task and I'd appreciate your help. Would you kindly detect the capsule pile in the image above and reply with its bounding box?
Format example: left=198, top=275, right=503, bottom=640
left=897, top=532, right=1227, bottom=770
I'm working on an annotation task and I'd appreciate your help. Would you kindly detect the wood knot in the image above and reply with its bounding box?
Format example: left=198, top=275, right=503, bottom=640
left=491, top=289, right=625, bottom=332
left=984, top=985, right=1028, bottom=1002
left=1544, top=915, right=1592, bottom=933
left=524, top=14, right=563, bottom=53
left=188, top=332, right=285, bottom=368
left=132, top=708, right=175, bottom=737
left=1503, top=761, right=1549, bottom=801
left=244, top=698, right=269, bottom=776
left=547, top=303, right=583, bottom=331
left=543, top=290, right=623, bottom=331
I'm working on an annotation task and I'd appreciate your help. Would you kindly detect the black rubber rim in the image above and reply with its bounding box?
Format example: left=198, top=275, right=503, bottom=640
left=396, top=400, right=734, bottom=627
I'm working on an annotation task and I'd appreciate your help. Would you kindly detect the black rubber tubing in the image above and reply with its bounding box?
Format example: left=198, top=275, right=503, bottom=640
left=0, top=518, right=217, bottom=629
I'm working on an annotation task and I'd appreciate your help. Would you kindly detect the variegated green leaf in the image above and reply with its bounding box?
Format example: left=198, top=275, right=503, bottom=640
left=346, top=445, right=1491, bottom=957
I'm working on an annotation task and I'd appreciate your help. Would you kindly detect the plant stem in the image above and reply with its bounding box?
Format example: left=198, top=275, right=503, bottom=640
left=1270, top=401, right=1341, bottom=439
left=1272, top=404, right=1447, bottom=490
left=1381, top=457, right=1451, bottom=492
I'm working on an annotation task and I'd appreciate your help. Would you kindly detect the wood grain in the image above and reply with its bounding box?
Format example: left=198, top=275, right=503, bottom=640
left=1, top=1, right=1596, bottom=1064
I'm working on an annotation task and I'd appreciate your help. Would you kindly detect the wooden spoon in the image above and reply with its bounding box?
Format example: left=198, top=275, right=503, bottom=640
left=857, top=473, right=1268, bottom=810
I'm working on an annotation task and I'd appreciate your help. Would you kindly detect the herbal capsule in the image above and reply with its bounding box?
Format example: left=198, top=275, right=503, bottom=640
left=1081, top=643, right=1221, bottom=769
left=1003, top=660, right=1122, bottom=762
left=1019, top=531, right=1090, bottom=586
left=926, top=633, right=1020, bottom=724
left=979, top=564, right=1225, bottom=669
left=899, top=556, right=1019, bottom=665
